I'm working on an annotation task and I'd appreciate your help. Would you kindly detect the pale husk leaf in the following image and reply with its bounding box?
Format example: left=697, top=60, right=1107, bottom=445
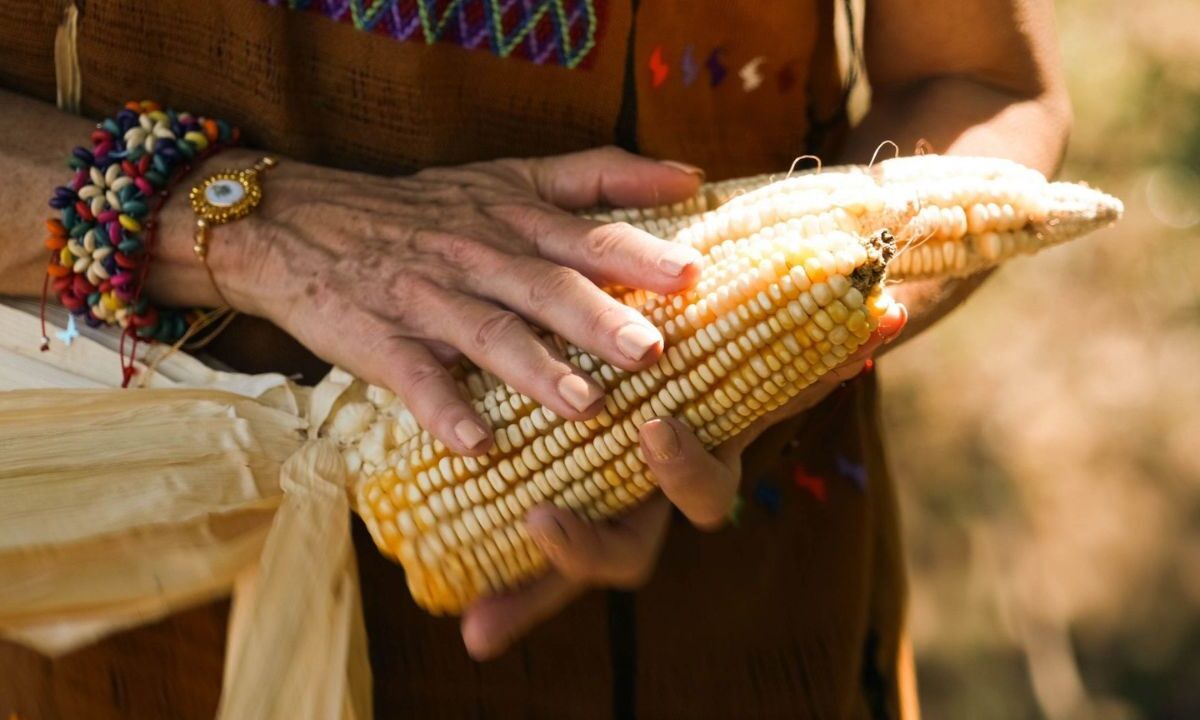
left=217, top=439, right=372, bottom=720
left=0, top=389, right=305, bottom=549
left=0, top=303, right=310, bottom=655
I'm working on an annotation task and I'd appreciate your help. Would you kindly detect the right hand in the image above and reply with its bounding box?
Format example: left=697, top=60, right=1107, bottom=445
left=459, top=302, right=908, bottom=659
left=152, top=147, right=705, bottom=455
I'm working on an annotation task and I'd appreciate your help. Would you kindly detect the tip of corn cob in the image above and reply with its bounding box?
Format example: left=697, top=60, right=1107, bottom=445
left=1042, top=179, right=1125, bottom=238
left=593, top=154, right=1122, bottom=284
left=862, top=155, right=1124, bottom=279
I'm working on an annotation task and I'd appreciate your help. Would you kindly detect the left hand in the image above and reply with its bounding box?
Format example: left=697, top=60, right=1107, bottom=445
left=460, top=302, right=908, bottom=659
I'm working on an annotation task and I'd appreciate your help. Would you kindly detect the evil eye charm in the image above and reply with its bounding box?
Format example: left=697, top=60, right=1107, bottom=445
left=188, top=157, right=274, bottom=226
left=204, top=178, right=247, bottom=208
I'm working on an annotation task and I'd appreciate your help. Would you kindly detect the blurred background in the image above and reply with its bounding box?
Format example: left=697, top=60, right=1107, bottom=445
left=879, top=0, right=1200, bottom=717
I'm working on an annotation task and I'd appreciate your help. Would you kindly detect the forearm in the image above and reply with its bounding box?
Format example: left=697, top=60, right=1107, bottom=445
left=840, top=77, right=1071, bottom=347
left=0, top=88, right=97, bottom=296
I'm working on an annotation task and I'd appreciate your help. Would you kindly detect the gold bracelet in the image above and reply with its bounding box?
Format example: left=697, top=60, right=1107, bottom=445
left=188, top=156, right=277, bottom=306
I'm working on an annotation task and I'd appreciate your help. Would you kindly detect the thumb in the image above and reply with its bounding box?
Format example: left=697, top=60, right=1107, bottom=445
left=524, top=146, right=705, bottom=210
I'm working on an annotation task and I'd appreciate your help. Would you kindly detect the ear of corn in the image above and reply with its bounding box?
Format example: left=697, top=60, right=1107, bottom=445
left=320, top=154, right=1122, bottom=614
left=328, top=228, right=896, bottom=613
left=598, top=155, right=1124, bottom=282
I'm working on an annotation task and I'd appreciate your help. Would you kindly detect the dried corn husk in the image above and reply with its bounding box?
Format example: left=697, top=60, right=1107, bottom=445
left=217, top=440, right=372, bottom=720
left=0, top=386, right=305, bottom=653
left=0, top=301, right=372, bottom=718
left=0, top=302, right=306, bottom=657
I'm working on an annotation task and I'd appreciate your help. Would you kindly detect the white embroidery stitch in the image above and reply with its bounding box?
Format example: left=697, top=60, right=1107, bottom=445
left=739, top=55, right=766, bottom=92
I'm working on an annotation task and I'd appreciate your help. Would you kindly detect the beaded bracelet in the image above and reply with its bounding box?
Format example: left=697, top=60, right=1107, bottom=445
left=43, top=101, right=239, bottom=355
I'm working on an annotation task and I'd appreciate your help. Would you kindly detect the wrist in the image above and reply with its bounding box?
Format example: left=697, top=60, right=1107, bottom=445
left=144, top=147, right=279, bottom=314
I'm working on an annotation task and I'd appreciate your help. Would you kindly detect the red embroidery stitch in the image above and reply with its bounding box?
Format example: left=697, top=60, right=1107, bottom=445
left=793, top=464, right=828, bottom=503
left=649, top=45, right=670, bottom=87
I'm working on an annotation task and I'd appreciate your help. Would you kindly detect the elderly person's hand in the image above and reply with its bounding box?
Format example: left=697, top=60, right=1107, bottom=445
left=460, top=302, right=907, bottom=659
left=152, top=146, right=704, bottom=455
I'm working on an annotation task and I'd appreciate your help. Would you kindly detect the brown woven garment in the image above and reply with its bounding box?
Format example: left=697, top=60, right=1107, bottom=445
left=0, top=1, right=911, bottom=718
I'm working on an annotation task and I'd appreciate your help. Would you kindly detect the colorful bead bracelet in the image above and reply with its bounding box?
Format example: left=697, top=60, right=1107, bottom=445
left=43, top=101, right=240, bottom=351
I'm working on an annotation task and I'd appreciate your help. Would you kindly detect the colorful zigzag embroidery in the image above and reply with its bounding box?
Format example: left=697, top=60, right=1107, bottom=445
left=263, top=0, right=605, bottom=69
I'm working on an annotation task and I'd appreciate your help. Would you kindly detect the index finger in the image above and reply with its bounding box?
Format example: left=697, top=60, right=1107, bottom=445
left=522, top=146, right=704, bottom=209
left=520, top=209, right=703, bottom=295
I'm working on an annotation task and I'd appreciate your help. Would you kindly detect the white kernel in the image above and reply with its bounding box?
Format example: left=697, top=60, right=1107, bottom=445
left=329, top=401, right=380, bottom=444
left=811, top=282, right=833, bottom=307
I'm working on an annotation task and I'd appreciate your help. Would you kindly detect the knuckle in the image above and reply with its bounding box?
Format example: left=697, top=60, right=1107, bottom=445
left=526, top=264, right=582, bottom=311
left=583, top=222, right=631, bottom=262
left=585, top=302, right=625, bottom=338
left=388, top=266, right=428, bottom=297
left=496, top=201, right=546, bottom=234
left=388, top=355, right=446, bottom=397
left=411, top=230, right=489, bottom=273
left=473, top=310, right=526, bottom=351
left=395, top=361, right=465, bottom=429
left=387, top=274, right=443, bottom=329
left=426, top=402, right=467, bottom=437
left=492, top=203, right=555, bottom=254
left=438, top=234, right=487, bottom=268
left=400, top=360, right=445, bottom=394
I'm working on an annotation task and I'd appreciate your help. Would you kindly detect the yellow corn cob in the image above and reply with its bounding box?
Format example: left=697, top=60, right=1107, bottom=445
left=330, top=230, right=897, bottom=613
left=324, top=155, right=1121, bottom=614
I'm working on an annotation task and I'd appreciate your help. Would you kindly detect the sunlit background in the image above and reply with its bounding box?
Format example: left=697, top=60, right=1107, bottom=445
left=880, top=0, right=1200, bottom=717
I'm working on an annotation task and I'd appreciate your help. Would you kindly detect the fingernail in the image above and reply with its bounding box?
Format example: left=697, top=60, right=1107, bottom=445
left=616, top=323, right=662, bottom=362
left=643, top=419, right=680, bottom=461
left=659, top=247, right=702, bottom=276
left=557, top=373, right=603, bottom=413
left=454, top=418, right=490, bottom=449
left=660, top=159, right=706, bottom=181
left=883, top=305, right=908, bottom=344
left=529, top=516, right=568, bottom=555
left=462, top=622, right=500, bottom=662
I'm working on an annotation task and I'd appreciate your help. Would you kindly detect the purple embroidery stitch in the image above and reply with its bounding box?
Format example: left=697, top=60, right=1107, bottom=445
left=705, top=47, right=727, bottom=87
left=836, top=454, right=868, bottom=491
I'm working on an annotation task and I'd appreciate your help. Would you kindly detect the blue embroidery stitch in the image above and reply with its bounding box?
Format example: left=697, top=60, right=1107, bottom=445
left=680, top=43, right=699, bottom=87
left=753, top=478, right=782, bottom=514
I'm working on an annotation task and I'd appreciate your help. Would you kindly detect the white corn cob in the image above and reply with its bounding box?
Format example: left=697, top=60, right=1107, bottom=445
left=323, top=155, right=1121, bottom=613
left=601, top=154, right=1124, bottom=285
